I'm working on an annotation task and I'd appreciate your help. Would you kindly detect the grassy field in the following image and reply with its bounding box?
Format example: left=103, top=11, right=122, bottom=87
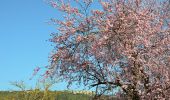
left=0, top=90, right=94, bottom=100
left=0, top=81, right=96, bottom=100
left=0, top=81, right=122, bottom=100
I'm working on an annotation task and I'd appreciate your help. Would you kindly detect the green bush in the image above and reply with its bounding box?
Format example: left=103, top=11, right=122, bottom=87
left=0, top=81, right=93, bottom=100
left=0, top=91, right=92, bottom=100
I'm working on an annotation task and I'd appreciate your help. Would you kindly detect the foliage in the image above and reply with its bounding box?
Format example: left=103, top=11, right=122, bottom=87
left=45, top=0, right=170, bottom=99
left=0, top=81, right=93, bottom=100
left=0, top=91, right=93, bottom=100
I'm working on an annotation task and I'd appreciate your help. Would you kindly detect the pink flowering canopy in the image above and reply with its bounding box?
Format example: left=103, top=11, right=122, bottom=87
left=45, top=0, right=170, bottom=99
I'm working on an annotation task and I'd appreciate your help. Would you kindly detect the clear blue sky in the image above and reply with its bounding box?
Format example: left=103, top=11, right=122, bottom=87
left=0, top=0, right=101, bottom=91
left=0, top=0, right=69, bottom=90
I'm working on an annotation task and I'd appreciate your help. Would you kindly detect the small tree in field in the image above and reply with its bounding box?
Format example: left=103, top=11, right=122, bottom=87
left=45, top=0, right=170, bottom=99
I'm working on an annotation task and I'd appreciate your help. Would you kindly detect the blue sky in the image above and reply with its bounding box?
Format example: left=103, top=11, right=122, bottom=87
left=0, top=0, right=102, bottom=91
left=0, top=0, right=69, bottom=90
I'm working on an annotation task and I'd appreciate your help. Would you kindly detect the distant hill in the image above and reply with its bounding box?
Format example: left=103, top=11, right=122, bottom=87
left=0, top=90, right=124, bottom=100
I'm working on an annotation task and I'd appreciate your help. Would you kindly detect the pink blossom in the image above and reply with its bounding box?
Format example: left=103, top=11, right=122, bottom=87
left=76, top=35, right=82, bottom=42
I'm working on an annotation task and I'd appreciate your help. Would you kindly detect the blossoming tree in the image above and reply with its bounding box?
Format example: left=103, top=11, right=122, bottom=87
left=45, top=0, right=170, bottom=99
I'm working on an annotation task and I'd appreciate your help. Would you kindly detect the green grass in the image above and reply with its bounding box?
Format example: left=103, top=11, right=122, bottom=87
left=0, top=90, right=93, bottom=100
left=0, top=80, right=121, bottom=100
left=0, top=80, right=94, bottom=100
